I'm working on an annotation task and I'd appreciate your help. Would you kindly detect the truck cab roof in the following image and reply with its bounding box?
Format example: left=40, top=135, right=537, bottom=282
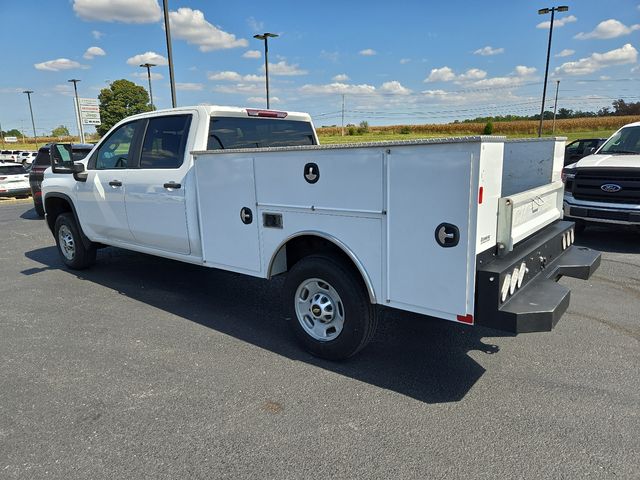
left=123, top=105, right=314, bottom=124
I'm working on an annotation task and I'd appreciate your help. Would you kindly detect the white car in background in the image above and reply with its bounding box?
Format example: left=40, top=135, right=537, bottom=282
left=19, top=151, right=37, bottom=166
left=0, top=163, right=30, bottom=198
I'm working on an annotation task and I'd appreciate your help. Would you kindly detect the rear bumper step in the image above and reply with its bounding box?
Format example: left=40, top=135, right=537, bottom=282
left=475, top=220, right=601, bottom=333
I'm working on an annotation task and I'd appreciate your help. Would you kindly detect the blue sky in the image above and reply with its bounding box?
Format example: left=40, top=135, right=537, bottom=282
left=0, top=0, right=639, bottom=135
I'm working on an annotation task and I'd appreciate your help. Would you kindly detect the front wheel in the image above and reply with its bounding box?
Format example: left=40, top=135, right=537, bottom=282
left=54, top=213, right=96, bottom=269
left=283, top=254, right=378, bottom=360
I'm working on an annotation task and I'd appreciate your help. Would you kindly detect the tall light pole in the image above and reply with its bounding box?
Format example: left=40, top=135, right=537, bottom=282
left=140, top=63, right=157, bottom=110
left=552, top=80, right=560, bottom=134
left=68, top=79, right=85, bottom=143
left=537, top=5, right=569, bottom=137
left=23, top=90, right=38, bottom=148
left=162, top=0, right=177, bottom=108
left=253, top=32, right=279, bottom=109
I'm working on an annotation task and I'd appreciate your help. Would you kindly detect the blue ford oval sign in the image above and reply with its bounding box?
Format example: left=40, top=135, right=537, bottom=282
left=600, top=183, right=622, bottom=193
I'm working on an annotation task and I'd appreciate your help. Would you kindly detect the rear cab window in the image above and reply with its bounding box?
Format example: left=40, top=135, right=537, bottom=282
left=207, top=116, right=316, bottom=150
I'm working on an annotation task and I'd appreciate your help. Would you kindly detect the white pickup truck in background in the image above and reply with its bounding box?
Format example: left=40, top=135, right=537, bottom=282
left=41, top=106, right=601, bottom=359
left=563, top=121, right=640, bottom=229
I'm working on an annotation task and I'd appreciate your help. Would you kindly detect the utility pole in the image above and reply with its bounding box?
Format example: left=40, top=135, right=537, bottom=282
left=68, top=79, right=85, bottom=143
left=0, top=119, right=4, bottom=148
left=537, top=5, right=569, bottom=137
left=23, top=90, right=38, bottom=148
left=162, top=0, right=177, bottom=107
left=341, top=94, right=345, bottom=136
left=552, top=80, right=560, bottom=134
left=139, top=63, right=157, bottom=109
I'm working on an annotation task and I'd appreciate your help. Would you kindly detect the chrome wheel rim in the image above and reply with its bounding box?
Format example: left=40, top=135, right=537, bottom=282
left=294, top=278, right=345, bottom=341
left=58, top=225, right=75, bottom=260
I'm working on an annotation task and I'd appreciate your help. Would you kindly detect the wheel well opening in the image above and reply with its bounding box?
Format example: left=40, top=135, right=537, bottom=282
left=270, top=234, right=376, bottom=303
left=45, top=197, right=72, bottom=232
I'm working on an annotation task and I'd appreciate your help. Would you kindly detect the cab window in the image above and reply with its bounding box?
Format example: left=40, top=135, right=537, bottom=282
left=139, top=115, right=191, bottom=169
left=95, top=122, right=138, bottom=170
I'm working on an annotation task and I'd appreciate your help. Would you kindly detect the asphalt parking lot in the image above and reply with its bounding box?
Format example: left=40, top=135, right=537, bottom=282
left=0, top=199, right=638, bottom=479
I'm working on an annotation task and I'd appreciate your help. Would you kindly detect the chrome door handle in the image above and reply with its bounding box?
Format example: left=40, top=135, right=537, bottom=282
left=163, top=182, right=181, bottom=190
left=108, top=180, right=122, bottom=187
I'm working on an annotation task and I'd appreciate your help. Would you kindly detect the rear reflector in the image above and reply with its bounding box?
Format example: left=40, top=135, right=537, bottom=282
left=246, top=108, right=288, bottom=118
left=457, top=314, right=474, bottom=324
left=35, top=191, right=41, bottom=196
left=478, top=186, right=484, bottom=204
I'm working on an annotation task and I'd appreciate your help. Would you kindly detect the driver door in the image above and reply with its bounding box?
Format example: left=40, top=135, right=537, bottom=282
left=75, top=120, right=142, bottom=243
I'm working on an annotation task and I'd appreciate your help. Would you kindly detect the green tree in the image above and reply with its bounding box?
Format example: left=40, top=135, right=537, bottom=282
left=2, top=129, right=22, bottom=137
left=97, top=79, right=152, bottom=136
left=483, top=121, right=494, bottom=135
left=52, top=125, right=70, bottom=137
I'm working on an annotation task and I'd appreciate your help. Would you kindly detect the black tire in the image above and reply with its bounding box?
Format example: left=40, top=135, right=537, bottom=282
left=54, top=212, right=96, bottom=270
left=34, top=201, right=45, bottom=218
left=283, top=254, right=378, bottom=360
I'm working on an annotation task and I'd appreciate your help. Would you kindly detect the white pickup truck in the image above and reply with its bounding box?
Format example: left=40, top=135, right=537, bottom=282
left=42, top=106, right=600, bottom=359
left=563, top=121, right=640, bottom=229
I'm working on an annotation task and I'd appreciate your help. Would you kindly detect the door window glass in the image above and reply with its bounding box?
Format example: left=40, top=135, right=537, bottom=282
left=95, top=122, right=137, bottom=170
left=140, top=115, right=191, bottom=169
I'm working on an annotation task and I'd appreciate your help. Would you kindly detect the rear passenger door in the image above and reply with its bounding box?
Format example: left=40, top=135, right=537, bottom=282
left=123, top=114, right=194, bottom=254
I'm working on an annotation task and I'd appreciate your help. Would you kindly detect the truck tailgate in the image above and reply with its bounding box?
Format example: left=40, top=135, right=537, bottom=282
left=496, top=181, right=564, bottom=253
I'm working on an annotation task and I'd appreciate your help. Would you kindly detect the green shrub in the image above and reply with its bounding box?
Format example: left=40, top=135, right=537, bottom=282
left=483, top=121, right=494, bottom=135
left=399, top=126, right=411, bottom=134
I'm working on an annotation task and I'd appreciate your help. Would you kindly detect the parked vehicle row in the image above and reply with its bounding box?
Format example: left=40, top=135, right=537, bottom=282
left=0, top=163, right=30, bottom=198
left=1, top=149, right=38, bottom=166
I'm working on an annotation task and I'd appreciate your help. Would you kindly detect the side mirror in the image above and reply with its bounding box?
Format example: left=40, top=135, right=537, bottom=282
left=50, top=143, right=74, bottom=174
left=72, top=162, right=88, bottom=182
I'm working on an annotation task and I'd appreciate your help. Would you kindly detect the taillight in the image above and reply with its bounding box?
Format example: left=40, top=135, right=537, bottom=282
left=246, top=108, right=288, bottom=118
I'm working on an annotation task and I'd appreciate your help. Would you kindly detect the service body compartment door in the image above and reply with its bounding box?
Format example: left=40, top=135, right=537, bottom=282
left=194, top=155, right=261, bottom=274
left=386, top=144, right=477, bottom=319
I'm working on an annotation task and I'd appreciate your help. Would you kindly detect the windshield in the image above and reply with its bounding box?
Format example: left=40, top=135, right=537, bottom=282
left=599, top=126, right=640, bottom=155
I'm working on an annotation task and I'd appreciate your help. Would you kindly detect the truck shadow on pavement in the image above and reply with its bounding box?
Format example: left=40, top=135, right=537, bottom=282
left=574, top=224, right=640, bottom=254
left=24, top=245, right=507, bottom=404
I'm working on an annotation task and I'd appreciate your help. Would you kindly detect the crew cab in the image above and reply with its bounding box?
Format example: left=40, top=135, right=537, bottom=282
left=41, top=106, right=600, bottom=360
left=563, top=121, right=640, bottom=229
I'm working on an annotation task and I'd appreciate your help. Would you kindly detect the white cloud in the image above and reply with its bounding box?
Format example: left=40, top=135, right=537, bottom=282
left=53, top=84, right=74, bottom=97
left=299, top=82, right=376, bottom=95
left=555, top=49, right=575, bottom=58
left=247, top=16, right=264, bottom=32
left=379, top=81, right=412, bottom=95
left=169, top=8, right=248, bottom=52
left=73, top=0, right=161, bottom=23
left=132, top=71, right=164, bottom=80
left=34, top=58, right=87, bottom=71
left=536, top=15, right=577, bottom=29
left=261, top=60, right=308, bottom=76
left=600, top=75, right=612, bottom=80
left=207, top=71, right=265, bottom=82
left=91, top=30, right=104, bottom=40
left=243, top=50, right=262, bottom=59
left=213, top=84, right=264, bottom=95
left=574, top=19, right=640, bottom=40
left=126, top=51, right=168, bottom=66
left=425, top=66, right=456, bottom=82
left=400, top=58, right=411, bottom=64
left=332, top=74, right=350, bottom=82
left=474, top=46, right=504, bottom=56
left=555, top=44, right=638, bottom=76
left=359, top=49, right=377, bottom=56
left=470, top=65, right=536, bottom=88
left=247, top=96, right=280, bottom=104
left=457, top=68, right=487, bottom=81
left=320, top=50, right=340, bottom=63
left=176, top=82, right=204, bottom=91
left=513, top=65, right=536, bottom=76
left=83, top=46, right=106, bottom=60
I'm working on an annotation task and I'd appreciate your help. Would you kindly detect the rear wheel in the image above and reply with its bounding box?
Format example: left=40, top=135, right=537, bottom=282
left=283, top=254, right=378, bottom=360
left=54, top=213, right=96, bottom=269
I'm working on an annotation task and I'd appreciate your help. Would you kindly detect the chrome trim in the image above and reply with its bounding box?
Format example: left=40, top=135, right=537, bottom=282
left=267, top=230, right=377, bottom=304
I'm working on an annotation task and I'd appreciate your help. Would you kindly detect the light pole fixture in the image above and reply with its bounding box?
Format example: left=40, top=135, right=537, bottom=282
left=140, top=63, right=157, bottom=110
left=552, top=80, right=560, bottom=134
left=68, top=79, right=85, bottom=143
left=162, top=0, right=177, bottom=108
left=22, top=90, right=38, bottom=148
left=253, top=32, right=279, bottom=109
left=537, top=5, right=569, bottom=137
